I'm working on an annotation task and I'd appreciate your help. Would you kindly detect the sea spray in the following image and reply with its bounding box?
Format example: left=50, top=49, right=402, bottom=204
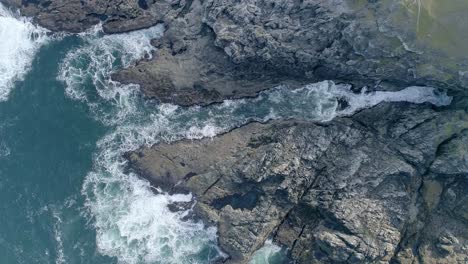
left=58, top=23, right=452, bottom=263
left=58, top=24, right=164, bottom=124
left=152, top=81, right=451, bottom=141
left=249, top=240, right=288, bottom=264
left=0, top=3, right=50, bottom=101
left=60, top=24, right=225, bottom=264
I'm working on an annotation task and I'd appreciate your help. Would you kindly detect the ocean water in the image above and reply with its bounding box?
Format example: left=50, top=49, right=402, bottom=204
left=0, top=4, right=49, bottom=101
left=0, top=5, right=452, bottom=264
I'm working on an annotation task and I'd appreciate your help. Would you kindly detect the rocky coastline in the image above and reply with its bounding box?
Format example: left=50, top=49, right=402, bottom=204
left=3, top=0, right=467, bottom=263
left=127, top=103, right=468, bottom=263
left=6, top=0, right=468, bottom=105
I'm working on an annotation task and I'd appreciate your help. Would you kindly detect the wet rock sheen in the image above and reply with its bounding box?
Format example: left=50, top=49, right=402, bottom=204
left=128, top=104, right=468, bottom=263
left=4, top=0, right=467, bottom=263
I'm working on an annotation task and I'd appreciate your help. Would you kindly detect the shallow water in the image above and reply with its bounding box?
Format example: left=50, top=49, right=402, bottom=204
left=0, top=5, right=452, bottom=264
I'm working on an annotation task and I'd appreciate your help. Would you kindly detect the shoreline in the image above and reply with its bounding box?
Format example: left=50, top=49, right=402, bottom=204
left=126, top=104, right=468, bottom=263
left=2, top=0, right=467, bottom=263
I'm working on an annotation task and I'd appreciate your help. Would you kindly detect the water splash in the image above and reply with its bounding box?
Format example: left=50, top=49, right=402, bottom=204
left=60, top=24, right=225, bottom=264
left=0, top=3, right=50, bottom=101
left=58, top=22, right=452, bottom=264
left=51, top=209, right=66, bottom=264
left=249, top=240, right=288, bottom=264
left=58, top=24, right=164, bottom=124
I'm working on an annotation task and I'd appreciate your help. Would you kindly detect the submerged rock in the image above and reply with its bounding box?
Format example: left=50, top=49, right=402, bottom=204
left=127, top=103, right=468, bottom=263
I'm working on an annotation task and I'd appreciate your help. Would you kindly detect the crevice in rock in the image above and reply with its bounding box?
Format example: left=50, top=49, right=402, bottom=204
left=176, top=0, right=194, bottom=18
left=271, top=207, right=295, bottom=241
left=202, top=175, right=222, bottom=195
left=434, top=132, right=463, bottom=158
left=211, top=188, right=262, bottom=210
left=397, top=116, right=437, bottom=140
left=389, top=126, right=465, bottom=263
left=290, top=224, right=307, bottom=252
left=138, top=0, right=148, bottom=10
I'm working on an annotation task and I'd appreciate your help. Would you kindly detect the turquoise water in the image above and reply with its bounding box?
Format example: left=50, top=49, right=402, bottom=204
left=0, top=7, right=453, bottom=264
left=1, top=26, right=224, bottom=263
left=0, top=36, right=112, bottom=263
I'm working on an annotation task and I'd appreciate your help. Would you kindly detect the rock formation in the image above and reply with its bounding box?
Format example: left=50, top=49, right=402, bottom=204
left=3, top=0, right=467, bottom=263
left=127, top=103, right=468, bottom=263
left=113, top=0, right=468, bottom=105
left=0, top=0, right=160, bottom=33
left=4, top=0, right=466, bottom=105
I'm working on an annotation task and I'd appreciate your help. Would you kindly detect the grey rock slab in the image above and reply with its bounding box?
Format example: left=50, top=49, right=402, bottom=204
left=127, top=104, right=468, bottom=263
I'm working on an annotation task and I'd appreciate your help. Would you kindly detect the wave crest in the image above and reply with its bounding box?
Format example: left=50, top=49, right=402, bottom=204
left=0, top=4, right=49, bottom=101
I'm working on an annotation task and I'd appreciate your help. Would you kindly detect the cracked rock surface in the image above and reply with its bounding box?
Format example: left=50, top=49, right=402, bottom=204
left=127, top=103, right=468, bottom=263
left=4, top=0, right=468, bottom=104
left=0, top=0, right=161, bottom=33
left=5, top=0, right=467, bottom=263
left=114, top=0, right=468, bottom=105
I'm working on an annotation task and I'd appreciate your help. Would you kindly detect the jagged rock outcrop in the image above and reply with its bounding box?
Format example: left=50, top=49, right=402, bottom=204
left=115, top=0, right=468, bottom=105
left=126, top=103, right=468, bottom=263
left=5, top=0, right=467, bottom=263
left=113, top=0, right=308, bottom=106
left=0, top=0, right=162, bottom=33
left=4, top=0, right=468, bottom=104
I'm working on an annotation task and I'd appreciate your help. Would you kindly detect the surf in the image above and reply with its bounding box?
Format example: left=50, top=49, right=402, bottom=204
left=0, top=3, right=49, bottom=101
left=57, top=23, right=452, bottom=264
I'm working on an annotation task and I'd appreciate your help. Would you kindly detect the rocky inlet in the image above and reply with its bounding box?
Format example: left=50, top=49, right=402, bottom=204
left=2, top=0, right=467, bottom=263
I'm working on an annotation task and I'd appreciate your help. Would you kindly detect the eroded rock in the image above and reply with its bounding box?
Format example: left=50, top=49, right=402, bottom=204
left=127, top=103, right=468, bottom=263
left=116, top=0, right=468, bottom=105
left=0, top=0, right=163, bottom=33
left=4, top=0, right=468, bottom=105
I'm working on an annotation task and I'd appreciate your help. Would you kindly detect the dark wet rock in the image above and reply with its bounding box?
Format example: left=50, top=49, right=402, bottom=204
left=115, top=0, right=468, bottom=105
left=0, top=0, right=161, bottom=33
left=113, top=0, right=307, bottom=106
left=8, top=0, right=468, bottom=262
left=126, top=103, right=468, bottom=263
left=4, top=0, right=468, bottom=103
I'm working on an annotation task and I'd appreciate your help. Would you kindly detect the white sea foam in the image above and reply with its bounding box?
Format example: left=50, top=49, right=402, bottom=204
left=82, top=125, right=224, bottom=263
left=158, top=81, right=452, bottom=140
left=58, top=25, right=223, bottom=264
left=0, top=4, right=49, bottom=101
left=79, top=80, right=450, bottom=263
left=249, top=240, right=286, bottom=264
left=52, top=209, right=66, bottom=264
left=327, top=83, right=453, bottom=115
left=0, top=140, right=10, bottom=157
left=58, top=21, right=452, bottom=264
left=58, top=24, right=164, bottom=124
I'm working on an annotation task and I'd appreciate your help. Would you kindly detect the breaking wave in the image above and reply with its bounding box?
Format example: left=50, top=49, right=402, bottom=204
left=58, top=23, right=452, bottom=264
left=0, top=3, right=49, bottom=101
left=59, top=24, right=225, bottom=264
left=249, top=240, right=288, bottom=264
left=58, top=23, right=164, bottom=125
